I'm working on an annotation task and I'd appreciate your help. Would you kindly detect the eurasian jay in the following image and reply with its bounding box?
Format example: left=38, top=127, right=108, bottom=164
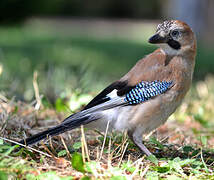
left=19, top=20, right=197, bottom=156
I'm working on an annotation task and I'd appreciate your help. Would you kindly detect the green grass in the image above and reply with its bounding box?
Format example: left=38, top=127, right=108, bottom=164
left=0, top=25, right=154, bottom=102
left=0, top=23, right=214, bottom=103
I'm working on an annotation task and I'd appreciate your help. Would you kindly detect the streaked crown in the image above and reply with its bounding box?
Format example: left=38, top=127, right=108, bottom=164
left=149, top=20, right=196, bottom=56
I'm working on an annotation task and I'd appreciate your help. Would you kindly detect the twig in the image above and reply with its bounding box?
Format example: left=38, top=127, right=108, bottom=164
left=81, top=135, right=86, bottom=163
left=113, top=133, right=128, bottom=158
left=107, top=137, right=112, bottom=168
left=140, top=164, right=150, bottom=178
left=201, top=148, right=209, bottom=173
left=111, top=137, right=128, bottom=160
left=131, top=156, right=145, bottom=166
left=99, top=121, right=109, bottom=161
left=0, top=137, right=52, bottom=158
left=111, top=142, right=122, bottom=158
left=118, top=142, right=129, bottom=166
left=130, top=157, right=141, bottom=179
left=49, top=137, right=57, bottom=155
left=33, top=71, right=43, bottom=110
left=96, top=146, right=100, bottom=161
left=81, top=125, right=90, bottom=161
left=127, top=154, right=131, bottom=163
left=118, top=132, right=127, bottom=156
left=60, top=136, right=72, bottom=159
left=41, top=141, right=56, bottom=157
left=144, top=129, right=156, bottom=140
left=111, top=154, right=123, bottom=160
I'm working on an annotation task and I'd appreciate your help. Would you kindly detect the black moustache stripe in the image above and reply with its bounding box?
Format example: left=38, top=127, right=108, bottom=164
left=167, top=39, right=181, bottom=50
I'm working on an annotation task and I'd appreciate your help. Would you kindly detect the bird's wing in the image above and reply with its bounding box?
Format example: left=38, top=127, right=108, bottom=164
left=124, top=80, right=173, bottom=105
left=63, top=48, right=174, bottom=121
left=84, top=80, right=133, bottom=110
left=84, top=48, right=169, bottom=108
left=63, top=79, right=173, bottom=123
left=61, top=80, right=132, bottom=123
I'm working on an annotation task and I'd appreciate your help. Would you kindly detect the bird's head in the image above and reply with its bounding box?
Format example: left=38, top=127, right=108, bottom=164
left=149, top=20, right=196, bottom=57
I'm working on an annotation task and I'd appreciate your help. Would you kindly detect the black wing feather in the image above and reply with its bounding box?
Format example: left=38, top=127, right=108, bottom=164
left=84, top=80, right=132, bottom=110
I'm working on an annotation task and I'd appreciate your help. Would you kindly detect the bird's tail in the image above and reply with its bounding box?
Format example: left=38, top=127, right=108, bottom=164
left=19, top=97, right=126, bottom=146
left=19, top=114, right=100, bottom=146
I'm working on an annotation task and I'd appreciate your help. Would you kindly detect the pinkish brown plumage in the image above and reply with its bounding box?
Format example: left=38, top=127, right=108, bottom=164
left=20, top=20, right=196, bottom=156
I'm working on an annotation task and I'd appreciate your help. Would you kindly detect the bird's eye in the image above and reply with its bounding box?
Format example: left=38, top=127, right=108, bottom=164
left=171, top=30, right=180, bottom=37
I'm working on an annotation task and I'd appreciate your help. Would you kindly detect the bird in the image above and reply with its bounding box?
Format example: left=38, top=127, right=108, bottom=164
left=19, top=20, right=196, bottom=156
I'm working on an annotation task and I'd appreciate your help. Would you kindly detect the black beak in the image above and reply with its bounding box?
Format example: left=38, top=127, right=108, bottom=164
left=148, top=34, right=167, bottom=44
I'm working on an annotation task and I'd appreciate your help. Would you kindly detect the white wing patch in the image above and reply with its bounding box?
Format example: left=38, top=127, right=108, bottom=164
left=107, top=89, right=118, bottom=99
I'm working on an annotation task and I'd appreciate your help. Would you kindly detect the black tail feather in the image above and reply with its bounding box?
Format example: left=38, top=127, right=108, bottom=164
left=19, top=115, right=99, bottom=146
left=19, top=125, right=69, bottom=146
left=19, top=95, right=123, bottom=146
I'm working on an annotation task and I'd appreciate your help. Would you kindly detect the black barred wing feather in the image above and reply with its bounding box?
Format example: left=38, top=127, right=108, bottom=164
left=124, top=80, right=173, bottom=105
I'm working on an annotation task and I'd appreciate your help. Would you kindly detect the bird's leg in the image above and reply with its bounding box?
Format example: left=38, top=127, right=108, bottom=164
left=128, top=130, right=152, bottom=156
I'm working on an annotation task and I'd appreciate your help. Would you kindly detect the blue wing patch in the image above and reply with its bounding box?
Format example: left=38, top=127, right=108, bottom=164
left=124, top=80, right=173, bottom=105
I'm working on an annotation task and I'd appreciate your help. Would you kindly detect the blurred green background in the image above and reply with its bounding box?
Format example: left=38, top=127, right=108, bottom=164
left=0, top=0, right=214, bottom=104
